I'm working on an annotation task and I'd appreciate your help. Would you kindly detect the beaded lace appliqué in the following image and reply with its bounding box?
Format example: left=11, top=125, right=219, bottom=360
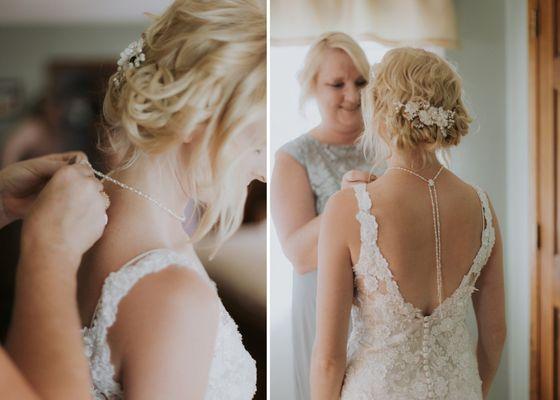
left=341, top=183, right=495, bottom=400
left=81, top=249, right=257, bottom=400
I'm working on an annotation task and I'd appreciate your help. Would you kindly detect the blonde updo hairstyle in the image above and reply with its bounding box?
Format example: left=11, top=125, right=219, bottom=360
left=298, top=31, right=370, bottom=112
left=102, top=0, right=265, bottom=251
left=361, top=47, right=472, bottom=167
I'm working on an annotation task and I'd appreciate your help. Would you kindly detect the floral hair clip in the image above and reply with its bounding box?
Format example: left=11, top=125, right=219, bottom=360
left=113, top=35, right=146, bottom=89
left=394, top=100, right=455, bottom=137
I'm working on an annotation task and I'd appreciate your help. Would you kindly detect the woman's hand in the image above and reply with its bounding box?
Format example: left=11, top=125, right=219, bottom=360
left=7, top=158, right=109, bottom=400
left=0, top=152, right=89, bottom=227
left=340, top=170, right=376, bottom=189
left=20, top=161, right=108, bottom=270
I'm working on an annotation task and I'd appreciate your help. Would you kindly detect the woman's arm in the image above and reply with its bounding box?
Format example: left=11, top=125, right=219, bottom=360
left=271, top=150, right=320, bottom=274
left=310, top=190, right=355, bottom=400
left=0, top=348, right=40, bottom=400
left=6, top=162, right=107, bottom=400
left=472, top=198, right=506, bottom=398
left=110, top=266, right=220, bottom=400
left=7, top=257, right=93, bottom=400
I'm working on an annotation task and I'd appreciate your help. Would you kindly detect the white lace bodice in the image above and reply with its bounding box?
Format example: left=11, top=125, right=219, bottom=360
left=341, top=184, right=495, bottom=400
left=81, top=248, right=257, bottom=400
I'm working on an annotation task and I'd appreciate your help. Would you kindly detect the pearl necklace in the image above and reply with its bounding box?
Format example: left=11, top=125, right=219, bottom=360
left=91, top=168, right=186, bottom=223
left=387, top=165, right=445, bottom=305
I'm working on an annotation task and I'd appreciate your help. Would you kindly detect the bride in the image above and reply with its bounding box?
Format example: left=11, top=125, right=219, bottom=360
left=75, top=0, right=265, bottom=398
left=310, top=47, right=506, bottom=399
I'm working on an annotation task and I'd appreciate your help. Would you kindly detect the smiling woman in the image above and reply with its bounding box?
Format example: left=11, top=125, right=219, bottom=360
left=270, top=31, right=379, bottom=400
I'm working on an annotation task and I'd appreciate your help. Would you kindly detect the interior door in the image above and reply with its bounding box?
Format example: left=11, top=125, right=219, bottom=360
left=531, top=0, right=560, bottom=398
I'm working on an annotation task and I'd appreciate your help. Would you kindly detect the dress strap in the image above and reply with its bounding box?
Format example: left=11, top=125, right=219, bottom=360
left=87, top=249, right=161, bottom=329
left=352, top=183, right=381, bottom=259
left=90, top=250, right=211, bottom=335
left=473, top=186, right=493, bottom=233
left=86, top=249, right=213, bottom=373
left=353, top=183, right=373, bottom=214
left=470, top=185, right=496, bottom=277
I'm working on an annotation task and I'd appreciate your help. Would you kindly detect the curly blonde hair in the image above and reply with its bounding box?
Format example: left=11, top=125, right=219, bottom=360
left=361, top=47, right=472, bottom=167
left=298, top=31, right=370, bottom=111
left=101, top=0, right=265, bottom=250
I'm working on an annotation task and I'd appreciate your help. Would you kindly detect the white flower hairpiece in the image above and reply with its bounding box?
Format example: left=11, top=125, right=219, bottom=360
left=394, top=100, right=455, bottom=137
left=113, top=36, right=146, bottom=89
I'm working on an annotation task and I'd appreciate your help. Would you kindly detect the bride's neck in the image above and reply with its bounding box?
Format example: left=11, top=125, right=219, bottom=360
left=104, top=153, right=190, bottom=249
left=386, top=149, right=441, bottom=172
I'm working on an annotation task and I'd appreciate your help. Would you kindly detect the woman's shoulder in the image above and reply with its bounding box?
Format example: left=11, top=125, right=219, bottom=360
left=276, top=132, right=313, bottom=165
left=107, top=260, right=220, bottom=385
left=323, top=186, right=361, bottom=219
left=84, top=244, right=218, bottom=326
left=110, top=249, right=216, bottom=298
left=120, top=260, right=219, bottom=311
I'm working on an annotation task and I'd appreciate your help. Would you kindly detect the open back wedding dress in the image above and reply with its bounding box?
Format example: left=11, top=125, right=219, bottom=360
left=341, top=173, right=495, bottom=399
left=81, top=248, right=257, bottom=400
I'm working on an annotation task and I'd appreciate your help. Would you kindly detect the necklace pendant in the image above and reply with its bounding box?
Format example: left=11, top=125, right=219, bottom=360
left=428, top=179, right=435, bottom=187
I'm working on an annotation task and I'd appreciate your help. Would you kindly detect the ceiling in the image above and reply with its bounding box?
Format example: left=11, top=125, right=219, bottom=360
left=0, top=0, right=171, bottom=24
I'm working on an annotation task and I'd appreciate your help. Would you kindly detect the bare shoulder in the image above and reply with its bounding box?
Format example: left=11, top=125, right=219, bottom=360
left=117, top=264, right=219, bottom=326
left=272, top=148, right=310, bottom=190
left=325, top=187, right=359, bottom=213
left=108, top=264, right=220, bottom=369
left=322, top=187, right=360, bottom=227
left=274, top=148, right=304, bottom=170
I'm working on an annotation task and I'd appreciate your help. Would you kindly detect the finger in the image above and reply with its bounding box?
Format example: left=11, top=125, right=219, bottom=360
left=22, top=152, right=88, bottom=182
left=67, top=164, right=95, bottom=179
left=86, top=176, right=104, bottom=193
left=347, top=172, right=370, bottom=182
left=100, top=191, right=111, bottom=209
left=343, top=170, right=357, bottom=180
left=46, top=151, right=88, bottom=164
left=26, top=159, right=70, bottom=180
left=96, top=179, right=105, bottom=192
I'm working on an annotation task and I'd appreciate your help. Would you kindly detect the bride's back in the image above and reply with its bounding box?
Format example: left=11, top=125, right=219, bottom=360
left=313, top=47, right=504, bottom=400
left=354, top=167, right=484, bottom=316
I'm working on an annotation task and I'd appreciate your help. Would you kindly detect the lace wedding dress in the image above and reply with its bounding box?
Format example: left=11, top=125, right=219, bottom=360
left=81, top=248, right=257, bottom=400
left=341, top=177, right=495, bottom=400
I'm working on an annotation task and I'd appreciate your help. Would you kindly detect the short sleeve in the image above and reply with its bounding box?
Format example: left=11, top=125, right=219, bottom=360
left=278, top=136, right=307, bottom=167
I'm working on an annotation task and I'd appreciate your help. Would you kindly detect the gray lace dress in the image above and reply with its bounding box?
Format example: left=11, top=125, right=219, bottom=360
left=278, top=132, right=377, bottom=400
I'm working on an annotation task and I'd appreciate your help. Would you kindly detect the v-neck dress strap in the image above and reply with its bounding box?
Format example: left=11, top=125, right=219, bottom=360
left=343, top=182, right=496, bottom=400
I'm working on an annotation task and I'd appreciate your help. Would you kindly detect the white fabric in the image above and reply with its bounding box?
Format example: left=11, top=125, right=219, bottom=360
left=82, top=248, right=257, bottom=400
left=341, top=183, right=495, bottom=400
left=271, top=0, right=458, bottom=48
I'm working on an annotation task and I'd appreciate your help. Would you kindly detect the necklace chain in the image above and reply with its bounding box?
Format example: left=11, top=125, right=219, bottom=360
left=91, top=168, right=186, bottom=223
left=387, top=165, right=445, bottom=305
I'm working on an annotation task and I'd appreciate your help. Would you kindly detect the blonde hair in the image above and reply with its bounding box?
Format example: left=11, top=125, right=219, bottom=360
left=361, top=47, right=472, bottom=168
left=102, top=0, right=266, bottom=251
left=298, top=32, right=370, bottom=111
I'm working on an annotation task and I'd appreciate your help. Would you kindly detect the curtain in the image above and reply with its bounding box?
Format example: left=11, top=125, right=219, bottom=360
left=271, top=0, right=458, bottom=48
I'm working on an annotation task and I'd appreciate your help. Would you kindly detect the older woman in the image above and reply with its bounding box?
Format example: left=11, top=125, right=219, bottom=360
left=271, top=32, right=377, bottom=400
